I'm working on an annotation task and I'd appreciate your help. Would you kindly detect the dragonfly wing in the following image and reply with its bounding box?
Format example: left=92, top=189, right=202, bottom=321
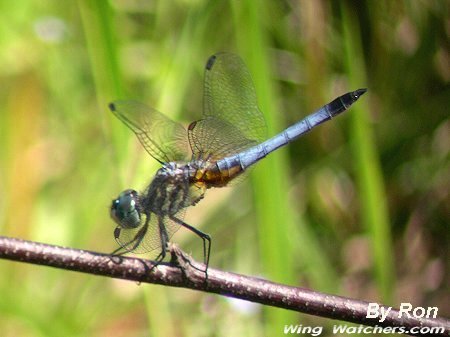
left=109, top=100, right=189, bottom=163
left=114, top=209, right=185, bottom=255
left=189, top=53, right=267, bottom=159
left=188, top=117, right=258, bottom=159
left=114, top=212, right=159, bottom=254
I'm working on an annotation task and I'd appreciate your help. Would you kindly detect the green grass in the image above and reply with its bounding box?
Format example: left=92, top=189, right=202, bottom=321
left=0, top=1, right=448, bottom=336
left=341, top=3, right=394, bottom=303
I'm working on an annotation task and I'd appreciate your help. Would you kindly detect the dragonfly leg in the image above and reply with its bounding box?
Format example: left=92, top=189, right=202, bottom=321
left=169, top=215, right=211, bottom=278
left=147, top=216, right=170, bottom=270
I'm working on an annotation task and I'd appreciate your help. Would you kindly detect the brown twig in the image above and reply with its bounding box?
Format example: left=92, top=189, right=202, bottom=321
left=0, top=235, right=448, bottom=336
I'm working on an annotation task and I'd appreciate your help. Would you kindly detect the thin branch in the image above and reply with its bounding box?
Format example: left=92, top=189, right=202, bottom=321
left=0, top=235, right=448, bottom=336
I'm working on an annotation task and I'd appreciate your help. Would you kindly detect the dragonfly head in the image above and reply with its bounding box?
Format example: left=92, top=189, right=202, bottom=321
left=110, top=189, right=141, bottom=229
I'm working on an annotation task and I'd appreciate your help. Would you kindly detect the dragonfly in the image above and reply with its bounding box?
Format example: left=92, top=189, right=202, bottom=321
left=109, top=52, right=366, bottom=272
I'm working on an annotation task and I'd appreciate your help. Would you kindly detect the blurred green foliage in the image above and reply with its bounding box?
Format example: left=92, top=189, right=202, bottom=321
left=0, top=1, right=448, bottom=336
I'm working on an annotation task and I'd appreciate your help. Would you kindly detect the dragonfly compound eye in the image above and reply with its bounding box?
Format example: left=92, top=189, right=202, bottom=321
left=110, top=189, right=141, bottom=229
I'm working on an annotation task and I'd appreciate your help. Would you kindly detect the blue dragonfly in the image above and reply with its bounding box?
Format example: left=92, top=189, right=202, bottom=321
left=109, top=52, right=366, bottom=271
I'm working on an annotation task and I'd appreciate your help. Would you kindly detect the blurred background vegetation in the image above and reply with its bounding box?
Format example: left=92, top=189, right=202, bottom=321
left=0, top=1, right=448, bottom=336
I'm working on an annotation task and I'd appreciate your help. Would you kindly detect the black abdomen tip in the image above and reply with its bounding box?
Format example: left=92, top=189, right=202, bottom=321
left=353, top=88, right=367, bottom=99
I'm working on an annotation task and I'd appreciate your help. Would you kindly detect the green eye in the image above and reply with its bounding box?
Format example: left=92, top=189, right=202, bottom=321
left=110, top=189, right=141, bottom=229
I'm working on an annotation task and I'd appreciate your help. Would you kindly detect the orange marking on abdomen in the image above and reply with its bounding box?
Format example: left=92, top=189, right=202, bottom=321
left=193, top=163, right=243, bottom=188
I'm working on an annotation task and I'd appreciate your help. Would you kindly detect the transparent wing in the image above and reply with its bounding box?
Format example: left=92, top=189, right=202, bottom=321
left=114, top=210, right=185, bottom=255
left=188, top=118, right=258, bottom=160
left=188, top=52, right=267, bottom=160
left=109, top=100, right=189, bottom=163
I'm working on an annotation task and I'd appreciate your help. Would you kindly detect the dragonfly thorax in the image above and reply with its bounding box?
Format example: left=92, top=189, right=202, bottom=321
left=157, top=161, right=189, bottom=177
left=142, top=161, right=207, bottom=216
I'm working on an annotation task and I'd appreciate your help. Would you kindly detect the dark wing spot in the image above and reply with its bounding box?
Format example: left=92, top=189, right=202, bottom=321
left=205, top=54, right=217, bottom=70
left=188, top=121, right=197, bottom=131
left=114, top=227, right=121, bottom=239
